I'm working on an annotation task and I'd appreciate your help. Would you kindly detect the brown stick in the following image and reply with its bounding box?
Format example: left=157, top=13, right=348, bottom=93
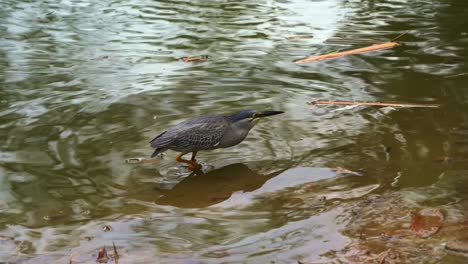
left=294, top=41, right=400, bottom=63
left=391, top=31, right=410, bottom=42
left=308, top=101, right=439, bottom=108
left=325, top=37, right=386, bottom=44
left=287, top=34, right=314, bottom=40
left=443, top=73, right=468, bottom=79
left=181, top=55, right=209, bottom=62
left=113, top=242, right=119, bottom=264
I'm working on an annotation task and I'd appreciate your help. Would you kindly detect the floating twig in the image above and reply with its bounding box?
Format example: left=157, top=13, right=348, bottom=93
left=308, top=100, right=439, bottom=108
left=113, top=242, right=119, bottom=264
left=445, top=240, right=468, bottom=253
left=125, top=157, right=161, bottom=164
left=181, top=55, right=209, bottom=62
left=287, top=34, right=314, bottom=40
left=443, top=73, right=468, bottom=79
left=294, top=41, right=400, bottom=63
left=391, top=31, right=410, bottom=42
left=68, top=252, right=80, bottom=264
left=377, top=249, right=391, bottom=264
left=325, top=37, right=386, bottom=44
left=330, top=167, right=363, bottom=176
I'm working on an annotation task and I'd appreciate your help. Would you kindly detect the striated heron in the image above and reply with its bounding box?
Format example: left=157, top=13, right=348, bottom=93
left=150, top=110, right=284, bottom=170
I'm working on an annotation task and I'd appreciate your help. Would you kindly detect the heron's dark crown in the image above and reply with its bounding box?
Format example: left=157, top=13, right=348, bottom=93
left=227, top=110, right=257, bottom=122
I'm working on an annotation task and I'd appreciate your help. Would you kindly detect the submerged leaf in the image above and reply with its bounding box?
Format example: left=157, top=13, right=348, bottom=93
left=411, top=209, right=444, bottom=238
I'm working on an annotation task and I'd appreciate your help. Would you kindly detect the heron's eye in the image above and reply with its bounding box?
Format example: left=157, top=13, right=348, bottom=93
left=249, top=113, right=259, bottom=122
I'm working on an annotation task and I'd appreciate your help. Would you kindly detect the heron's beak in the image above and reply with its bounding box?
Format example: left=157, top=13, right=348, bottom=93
left=255, top=111, right=284, bottom=118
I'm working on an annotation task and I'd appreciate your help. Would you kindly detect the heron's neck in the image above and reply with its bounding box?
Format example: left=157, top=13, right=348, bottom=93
left=217, top=121, right=254, bottom=148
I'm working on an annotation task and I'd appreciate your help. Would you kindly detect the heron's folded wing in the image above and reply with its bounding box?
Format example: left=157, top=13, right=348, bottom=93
left=172, top=117, right=230, bottom=149
left=150, top=116, right=229, bottom=149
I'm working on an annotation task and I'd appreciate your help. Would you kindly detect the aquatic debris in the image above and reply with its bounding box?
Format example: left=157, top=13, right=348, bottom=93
left=432, top=156, right=468, bottom=163
left=295, top=32, right=409, bottom=63
left=376, top=249, right=402, bottom=264
left=97, top=247, right=109, bottom=263
left=308, top=100, right=439, bottom=108
left=411, top=209, right=444, bottom=238
left=112, top=242, right=120, bottom=264
left=0, top=235, right=14, bottom=241
left=181, top=55, right=209, bottom=62
left=325, top=37, right=386, bottom=44
left=293, top=41, right=400, bottom=63
left=445, top=239, right=468, bottom=254
left=443, top=72, right=468, bottom=79
left=287, top=34, right=314, bottom=40
left=69, top=252, right=79, bottom=264
left=125, top=157, right=162, bottom=164
left=102, top=225, right=112, bottom=232
left=125, top=157, right=146, bottom=164
left=83, top=235, right=94, bottom=241
left=330, top=167, right=363, bottom=176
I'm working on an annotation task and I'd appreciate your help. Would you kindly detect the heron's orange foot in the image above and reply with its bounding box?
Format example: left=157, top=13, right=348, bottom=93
left=188, top=161, right=202, bottom=171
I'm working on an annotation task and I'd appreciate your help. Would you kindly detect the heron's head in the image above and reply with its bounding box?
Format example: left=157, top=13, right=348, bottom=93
left=229, top=110, right=284, bottom=128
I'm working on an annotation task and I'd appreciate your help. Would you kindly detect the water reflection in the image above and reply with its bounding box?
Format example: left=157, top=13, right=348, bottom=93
left=155, top=163, right=283, bottom=208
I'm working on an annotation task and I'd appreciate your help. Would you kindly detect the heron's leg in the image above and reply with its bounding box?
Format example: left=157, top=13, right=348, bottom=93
left=190, top=151, right=198, bottom=162
left=189, top=151, right=201, bottom=170
left=176, top=152, right=191, bottom=164
left=175, top=152, right=201, bottom=170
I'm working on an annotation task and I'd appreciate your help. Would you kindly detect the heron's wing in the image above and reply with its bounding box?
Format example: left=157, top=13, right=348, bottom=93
left=174, top=117, right=230, bottom=149
left=149, top=131, right=168, bottom=146
left=150, top=115, right=229, bottom=149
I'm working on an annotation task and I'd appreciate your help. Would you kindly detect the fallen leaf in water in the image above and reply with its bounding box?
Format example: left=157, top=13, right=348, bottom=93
left=411, top=209, right=444, bottom=238
left=97, top=247, right=109, bottom=263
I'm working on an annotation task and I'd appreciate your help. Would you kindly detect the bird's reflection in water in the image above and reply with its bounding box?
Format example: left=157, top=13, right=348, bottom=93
left=154, top=163, right=282, bottom=208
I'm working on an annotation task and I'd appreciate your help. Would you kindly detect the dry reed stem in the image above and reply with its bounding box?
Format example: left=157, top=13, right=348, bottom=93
left=294, top=42, right=400, bottom=63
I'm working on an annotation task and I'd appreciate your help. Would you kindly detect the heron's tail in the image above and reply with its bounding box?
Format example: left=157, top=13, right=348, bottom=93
left=151, top=148, right=165, bottom=158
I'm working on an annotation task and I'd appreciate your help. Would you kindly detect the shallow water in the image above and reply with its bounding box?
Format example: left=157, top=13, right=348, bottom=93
left=1, top=0, right=468, bottom=263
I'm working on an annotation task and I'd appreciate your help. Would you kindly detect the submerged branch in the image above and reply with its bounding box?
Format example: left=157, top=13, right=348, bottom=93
left=308, top=100, right=439, bottom=108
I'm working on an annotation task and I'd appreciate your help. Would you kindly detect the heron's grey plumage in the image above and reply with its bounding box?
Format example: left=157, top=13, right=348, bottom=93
left=150, top=110, right=283, bottom=158
left=150, top=114, right=230, bottom=157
